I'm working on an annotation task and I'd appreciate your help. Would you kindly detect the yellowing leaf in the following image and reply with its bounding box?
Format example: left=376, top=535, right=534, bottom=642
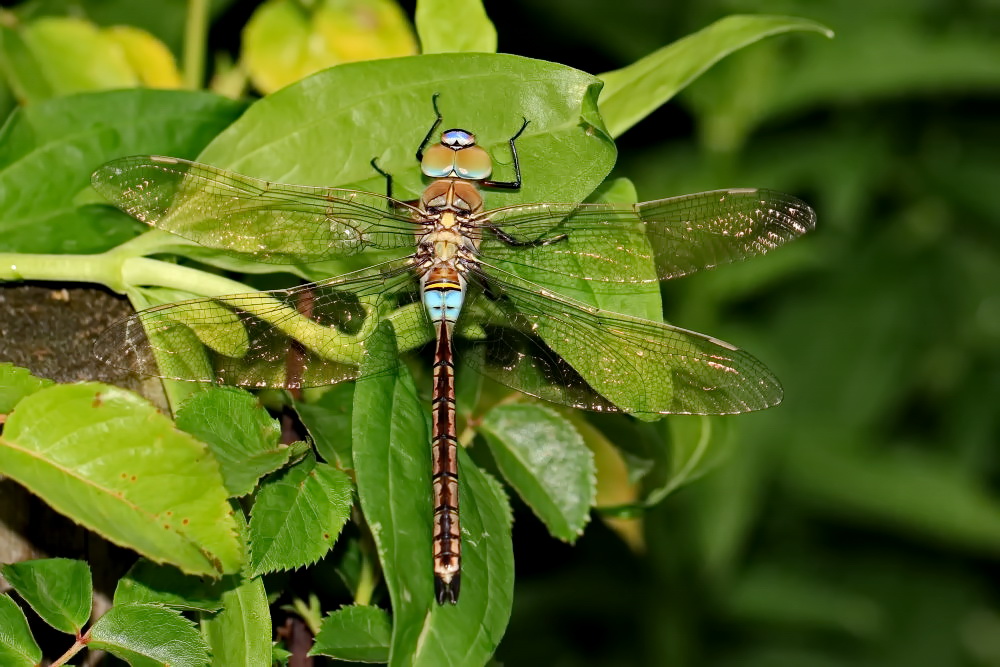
left=21, top=17, right=137, bottom=95
left=243, top=0, right=417, bottom=94
left=103, top=25, right=182, bottom=88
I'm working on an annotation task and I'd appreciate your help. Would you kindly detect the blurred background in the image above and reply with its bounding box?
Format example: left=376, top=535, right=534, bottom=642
left=3, top=0, right=1000, bottom=665
left=492, top=2, right=1000, bottom=666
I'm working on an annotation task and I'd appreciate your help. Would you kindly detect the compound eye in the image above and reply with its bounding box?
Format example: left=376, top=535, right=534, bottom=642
left=421, top=143, right=456, bottom=177
left=454, top=145, right=492, bottom=180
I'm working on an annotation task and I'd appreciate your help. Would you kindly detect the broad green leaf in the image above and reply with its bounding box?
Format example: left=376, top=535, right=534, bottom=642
left=310, top=604, right=392, bottom=662
left=415, top=0, right=497, bottom=54
left=352, top=325, right=513, bottom=666
left=0, top=593, right=41, bottom=666
left=0, top=558, right=92, bottom=634
left=200, top=573, right=271, bottom=667
left=0, top=363, right=52, bottom=413
left=199, top=53, right=613, bottom=208
left=0, top=383, right=241, bottom=576
left=243, top=0, right=417, bottom=94
left=0, top=89, right=246, bottom=255
left=480, top=404, right=594, bottom=541
left=248, top=452, right=353, bottom=577
left=113, top=560, right=224, bottom=612
left=598, top=15, right=833, bottom=137
left=295, top=383, right=356, bottom=469
left=175, top=387, right=293, bottom=497
left=90, top=603, right=209, bottom=667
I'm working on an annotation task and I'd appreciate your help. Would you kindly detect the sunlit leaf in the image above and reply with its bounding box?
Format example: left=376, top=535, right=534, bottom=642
left=242, top=0, right=417, bottom=94
left=0, top=383, right=241, bottom=576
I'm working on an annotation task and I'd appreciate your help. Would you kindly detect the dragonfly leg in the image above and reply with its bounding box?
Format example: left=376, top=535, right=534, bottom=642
left=416, top=92, right=444, bottom=163
left=369, top=157, right=394, bottom=200
left=489, top=224, right=568, bottom=248
left=481, top=117, right=530, bottom=190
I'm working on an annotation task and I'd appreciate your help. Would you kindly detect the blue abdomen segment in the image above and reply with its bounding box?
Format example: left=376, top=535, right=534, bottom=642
left=423, top=282, right=465, bottom=324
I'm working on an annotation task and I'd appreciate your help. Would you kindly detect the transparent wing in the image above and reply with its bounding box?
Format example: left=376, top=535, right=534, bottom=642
left=92, top=156, right=422, bottom=264
left=460, top=262, right=781, bottom=415
left=479, top=188, right=815, bottom=284
left=94, top=259, right=431, bottom=389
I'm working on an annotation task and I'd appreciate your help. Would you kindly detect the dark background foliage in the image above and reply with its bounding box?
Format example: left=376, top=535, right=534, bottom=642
left=486, top=1, right=1000, bottom=666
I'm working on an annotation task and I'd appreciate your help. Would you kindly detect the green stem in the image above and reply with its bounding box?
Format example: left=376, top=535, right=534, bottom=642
left=354, top=549, right=377, bottom=606
left=0, top=252, right=120, bottom=288
left=183, top=0, right=209, bottom=89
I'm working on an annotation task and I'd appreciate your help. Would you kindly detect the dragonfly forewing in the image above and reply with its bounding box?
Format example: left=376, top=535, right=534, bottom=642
left=91, top=156, right=422, bottom=265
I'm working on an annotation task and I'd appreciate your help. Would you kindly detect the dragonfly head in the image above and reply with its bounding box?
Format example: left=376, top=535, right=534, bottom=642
left=421, top=128, right=493, bottom=182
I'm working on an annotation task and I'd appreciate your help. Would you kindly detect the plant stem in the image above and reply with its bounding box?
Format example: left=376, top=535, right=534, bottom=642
left=0, top=252, right=119, bottom=289
left=50, top=631, right=89, bottom=667
left=355, top=550, right=377, bottom=606
left=183, top=0, right=209, bottom=89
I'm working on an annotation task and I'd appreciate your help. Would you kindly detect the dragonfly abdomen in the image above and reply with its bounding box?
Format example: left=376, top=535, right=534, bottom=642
left=422, top=267, right=465, bottom=603
left=431, top=317, right=461, bottom=604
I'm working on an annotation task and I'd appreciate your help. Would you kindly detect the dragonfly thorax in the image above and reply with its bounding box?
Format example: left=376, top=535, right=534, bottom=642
left=420, top=178, right=484, bottom=215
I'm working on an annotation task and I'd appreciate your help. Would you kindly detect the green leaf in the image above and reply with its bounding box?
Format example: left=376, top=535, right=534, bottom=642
left=248, top=452, right=353, bottom=577
left=310, top=604, right=391, bottom=662
left=89, top=603, right=210, bottom=667
left=175, top=387, right=293, bottom=497
left=0, top=88, right=246, bottom=255
left=644, top=416, right=731, bottom=506
left=2, top=17, right=137, bottom=101
left=198, top=53, right=613, bottom=208
left=0, top=593, right=41, bottom=666
left=479, top=404, right=595, bottom=541
left=0, top=558, right=92, bottom=634
left=295, top=383, right=356, bottom=469
left=415, top=0, right=497, bottom=54
left=200, top=572, right=272, bottom=667
left=0, top=22, right=53, bottom=103
left=0, top=383, right=241, bottom=577
left=0, top=363, right=52, bottom=414
left=598, top=14, right=833, bottom=137
left=352, top=325, right=513, bottom=666
left=113, top=559, right=225, bottom=612
left=243, top=0, right=418, bottom=94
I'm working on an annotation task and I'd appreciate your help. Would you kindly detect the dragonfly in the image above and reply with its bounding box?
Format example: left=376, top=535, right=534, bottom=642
left=91, top=99, right=815, bottom=605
